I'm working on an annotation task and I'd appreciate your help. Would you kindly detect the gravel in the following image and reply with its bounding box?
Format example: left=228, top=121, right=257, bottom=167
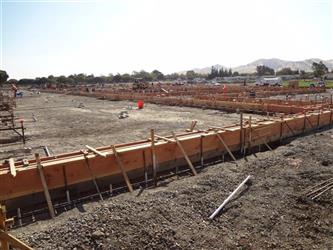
left=12, top=129, right=333, bottom=249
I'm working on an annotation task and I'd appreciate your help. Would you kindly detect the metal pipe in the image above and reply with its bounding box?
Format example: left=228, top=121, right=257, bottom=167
left=209, top=175, right=251, bottom=220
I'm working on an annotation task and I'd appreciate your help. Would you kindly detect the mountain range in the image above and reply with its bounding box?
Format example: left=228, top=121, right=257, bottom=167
left=180, top=58, right=333, bottom=74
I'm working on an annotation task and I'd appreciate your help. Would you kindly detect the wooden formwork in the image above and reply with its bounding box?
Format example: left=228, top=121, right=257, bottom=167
left=43, top=85, right=330, bottom=114
left=0, top=205, right=32, bottom=250
left=0, top=109, right=332, bottom=214
left=0, top=91, right=26, bottom=144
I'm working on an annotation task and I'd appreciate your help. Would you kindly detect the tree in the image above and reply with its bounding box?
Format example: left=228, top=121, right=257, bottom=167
left=112, top=74, right=122, bottom=83
left=276, top=67, right=293, bottom=75
left=312, top=61, right=328, bottom=78
left=121, top=73, right=133, bottom=82
left=151, top=70, right=164, bottom=81
left=207, top=66, right=219, bottom=79
left=18, top=79, right=35, bottom=85
left=0, top=70, right=9, bottom=84
left=165, top=73, right=180, bottom=80
left=186, top=70, right=197, bottom=80
left=7, top=79, right=18, bottom=84
left=34, top=77, right=48, bottom=85
left=233, top=71, right=239, bottom=76
left=133, top=70, right=153, bottom=81
left=256, top=65, right=275, bottom=76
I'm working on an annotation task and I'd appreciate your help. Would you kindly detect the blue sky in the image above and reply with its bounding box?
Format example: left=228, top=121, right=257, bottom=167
left=1, top=0, right=332, bottom=79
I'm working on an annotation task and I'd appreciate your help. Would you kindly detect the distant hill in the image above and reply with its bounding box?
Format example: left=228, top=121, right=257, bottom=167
left=180, top=58, right=333, bottom=74
left=233, top=58, right=333, bottom=73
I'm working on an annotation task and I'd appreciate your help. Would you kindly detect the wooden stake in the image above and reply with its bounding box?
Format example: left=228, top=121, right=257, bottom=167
left=151, top=129, right=158, bottom=187
left=8, top=158, right=16, bottom=177
left=35, top=153, right=55, bottom=219
left=317, top=112, right=320, bottom=129
left=82, top=152, right=104, bottom=201
left=20, top=121, right=25, bottom=144
left=17, top=208, right=22, bottom=227
left=305, top=116, right=315, bottom=129
left=200, top=135, right=204, bottom=167
left=143, top=150, right=148, bottom=188
left=215, top=133, right=237, bottom=163
left=248, top=116, right=252, bottom=153
left=279, top=116, right=283, bottom=142
left=264, top=141, right=273, bottom=151
left=284, top=121, right=296, bottom=136
left=0, top=206, right=9, bottom=250
left=111, top=145, right=133, bottom=192
left=62, top=166, right=71, bottom=203
left=171, top=132, right=197, bottom=176
left=240, top=112, right=243, bottom=153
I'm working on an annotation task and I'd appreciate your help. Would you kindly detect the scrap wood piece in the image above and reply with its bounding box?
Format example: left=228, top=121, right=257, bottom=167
left=155, top=135, right=174, bottom=143
left=189, top=120, right=197, bottom=132
left=118, top=111, right=129, bottom=119
left=35, top=153, right=55, bottom=219
left=85, top=145, right=107, bottom=158
left=161, top=88, right=169, bottom=94
left=43, top=146, right=51, bottom=157
left=304, top=177, right=333, bottom=194
left=311, top=184, right=333, bottom=200
left=215, top=133, right=237, bottom=164
left=209, top=126, right=226, bottom=131
left=186, top=120, right=198, bottom=132
left=8, top=158, right=16, bottom=177
left=306, top=181, right=333, bottom=198
left=171, top=132, right=197, bottom=176
left=111, top=145, right=133, bottom=192
left=209, top=175, right=251, bottom=220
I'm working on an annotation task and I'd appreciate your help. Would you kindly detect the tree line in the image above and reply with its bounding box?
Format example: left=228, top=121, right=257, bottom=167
left=207, top=67, right=239, bottom=80
left=0, top=61, right=331, bottom=86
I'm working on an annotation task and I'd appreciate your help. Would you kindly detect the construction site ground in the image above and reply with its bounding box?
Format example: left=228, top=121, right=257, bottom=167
left=1, top=90, right=331, bottom=249
left=12, top=127, right=333, bottom=249
left=0, top=91, right=262, bottom=160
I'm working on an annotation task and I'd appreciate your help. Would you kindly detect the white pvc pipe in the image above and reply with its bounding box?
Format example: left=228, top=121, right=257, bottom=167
left=209, top=175, right=251, bottom=220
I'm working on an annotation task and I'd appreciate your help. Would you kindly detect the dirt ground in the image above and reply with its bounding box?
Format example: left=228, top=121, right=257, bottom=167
left=12, top=128, right=333, bottom=249
left=0, top=91, right=262, bottom=160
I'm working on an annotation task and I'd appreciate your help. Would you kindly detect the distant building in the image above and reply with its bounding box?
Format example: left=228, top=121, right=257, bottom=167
left=256, top=76, right=282, bottom=86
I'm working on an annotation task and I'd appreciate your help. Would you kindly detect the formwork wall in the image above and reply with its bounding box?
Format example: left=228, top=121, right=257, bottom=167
left=0, top=109, right=332, bottom=211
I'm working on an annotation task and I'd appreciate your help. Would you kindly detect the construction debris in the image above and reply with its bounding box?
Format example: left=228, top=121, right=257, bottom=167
left=304, top=178, right=333, bottom=200
left=118, top=111, right=129, bottom=119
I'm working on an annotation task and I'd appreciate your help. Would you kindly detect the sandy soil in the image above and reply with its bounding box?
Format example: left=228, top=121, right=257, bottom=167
left=1, top=92, right=262, bottom=160
left=12, top=128, right=333, bottom=250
